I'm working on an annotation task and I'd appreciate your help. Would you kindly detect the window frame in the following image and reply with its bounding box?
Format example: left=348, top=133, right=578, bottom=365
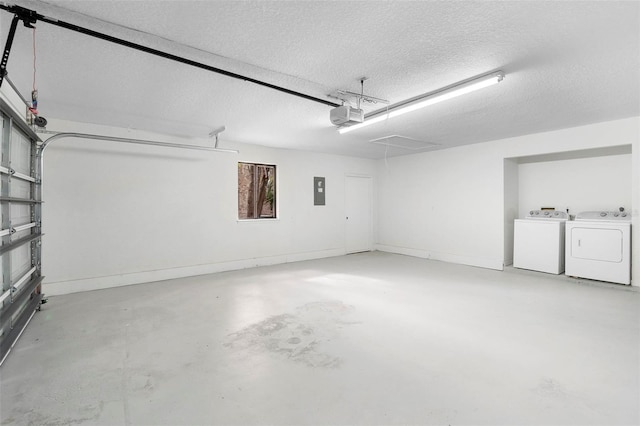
left=237, top=161, right=277, bottom=221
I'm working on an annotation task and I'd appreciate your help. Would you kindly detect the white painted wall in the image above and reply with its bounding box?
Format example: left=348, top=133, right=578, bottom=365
left=518, top=154, right=632, bottom=218
left=42, top=119, right=376, bottom=295
left=41, top=116, right=639, bottom=294
left=503, top=159, right=519, bottom=265
left=377, top=142, right=504, bottom=269
left=377, top=117, right=639, bottom=284
left=633, top=124, right=640, bottom=286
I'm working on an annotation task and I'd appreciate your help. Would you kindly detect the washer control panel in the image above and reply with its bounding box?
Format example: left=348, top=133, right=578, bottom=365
left=575, top=211, right=631, bottom=221
left=526, top=210, right=569, bottom=220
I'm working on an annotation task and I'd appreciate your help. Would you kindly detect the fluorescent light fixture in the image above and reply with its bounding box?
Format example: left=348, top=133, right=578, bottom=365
left=338, top=71, right=505, bottom=134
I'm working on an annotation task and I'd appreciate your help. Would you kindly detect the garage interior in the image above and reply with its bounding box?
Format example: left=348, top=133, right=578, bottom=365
left=0, top=1, right=639, bottom=425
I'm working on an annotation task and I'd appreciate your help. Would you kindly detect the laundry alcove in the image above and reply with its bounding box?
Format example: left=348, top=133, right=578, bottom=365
left=503, top=144, right=633, bottom=267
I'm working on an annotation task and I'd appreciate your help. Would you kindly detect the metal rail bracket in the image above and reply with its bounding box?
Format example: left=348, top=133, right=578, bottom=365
left=0, top=5, right=38, bottom=87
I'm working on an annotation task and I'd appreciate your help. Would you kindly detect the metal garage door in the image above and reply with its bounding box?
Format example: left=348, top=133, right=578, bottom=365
left=0, top=98, right=43, bottom=364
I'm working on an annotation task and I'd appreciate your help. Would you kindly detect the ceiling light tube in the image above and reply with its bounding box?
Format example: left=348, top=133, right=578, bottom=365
left=338, top=71, right=505, bottom=134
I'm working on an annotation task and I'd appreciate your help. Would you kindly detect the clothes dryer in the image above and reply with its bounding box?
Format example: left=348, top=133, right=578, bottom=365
left=565, top=211, right=631, bottom=285
left=513, top=210, right=569, bottom=274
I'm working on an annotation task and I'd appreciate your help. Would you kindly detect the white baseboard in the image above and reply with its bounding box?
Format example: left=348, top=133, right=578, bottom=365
left=375, top=244, right=504, bottom=271
left=43, top=248, right=345, bottom=296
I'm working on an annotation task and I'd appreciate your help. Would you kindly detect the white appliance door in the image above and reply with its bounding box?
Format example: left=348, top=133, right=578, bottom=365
left=570, top=227, right=623, bottom=262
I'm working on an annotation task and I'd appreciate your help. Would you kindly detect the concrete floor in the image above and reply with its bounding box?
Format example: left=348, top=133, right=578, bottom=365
left=0, top=252, right=638, bottom=425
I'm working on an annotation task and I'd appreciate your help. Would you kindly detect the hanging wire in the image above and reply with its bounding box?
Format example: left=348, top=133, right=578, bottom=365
left=29, top=27, right=38, bottom=115
left=32, top=27, right=36, bottom=91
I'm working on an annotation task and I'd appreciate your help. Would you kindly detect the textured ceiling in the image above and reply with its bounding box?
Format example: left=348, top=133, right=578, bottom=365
left=1, top=0, right=638, bottom=158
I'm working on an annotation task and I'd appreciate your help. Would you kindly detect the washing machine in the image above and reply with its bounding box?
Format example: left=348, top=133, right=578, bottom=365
left=513, top=210, right=569, bottom=274
left=565, top=211, right=632, bottom=285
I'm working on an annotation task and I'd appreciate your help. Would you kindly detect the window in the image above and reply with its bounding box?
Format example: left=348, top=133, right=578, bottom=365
left=238, top=162, right=276, bottom=219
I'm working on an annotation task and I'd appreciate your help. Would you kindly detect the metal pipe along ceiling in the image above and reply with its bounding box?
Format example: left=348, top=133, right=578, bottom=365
left=0, top=4, right=340, bottom=108
left=37, top=131, right=238, bottom=202
left=38, top=131, right=238, bottom=154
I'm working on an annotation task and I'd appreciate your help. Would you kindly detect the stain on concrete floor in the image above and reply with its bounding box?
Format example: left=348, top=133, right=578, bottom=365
left=224, top=300, right=356, bottom=368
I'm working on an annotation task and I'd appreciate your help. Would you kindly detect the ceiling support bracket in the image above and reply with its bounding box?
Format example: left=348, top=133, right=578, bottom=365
left=0, top=6, right=37, bottom=88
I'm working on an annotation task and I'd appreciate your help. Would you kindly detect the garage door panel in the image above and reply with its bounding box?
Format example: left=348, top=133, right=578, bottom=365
left=0, top=254, right=5, bottom=292
left=9, top=203, right=31, bottom=225
left=10, top=243, right=31, bottom=282
left=10, top=128, right=32, bottom=176
left=0, top=105, right=43, bottom=365
left=9, top=179, right=31, bottom=198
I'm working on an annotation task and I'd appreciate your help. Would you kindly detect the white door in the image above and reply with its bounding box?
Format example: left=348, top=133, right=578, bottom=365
left=345, top=175, right=372, bottom=254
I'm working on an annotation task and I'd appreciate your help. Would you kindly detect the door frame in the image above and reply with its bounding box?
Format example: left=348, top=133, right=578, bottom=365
left=344, top=174, right=374, bottom=254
